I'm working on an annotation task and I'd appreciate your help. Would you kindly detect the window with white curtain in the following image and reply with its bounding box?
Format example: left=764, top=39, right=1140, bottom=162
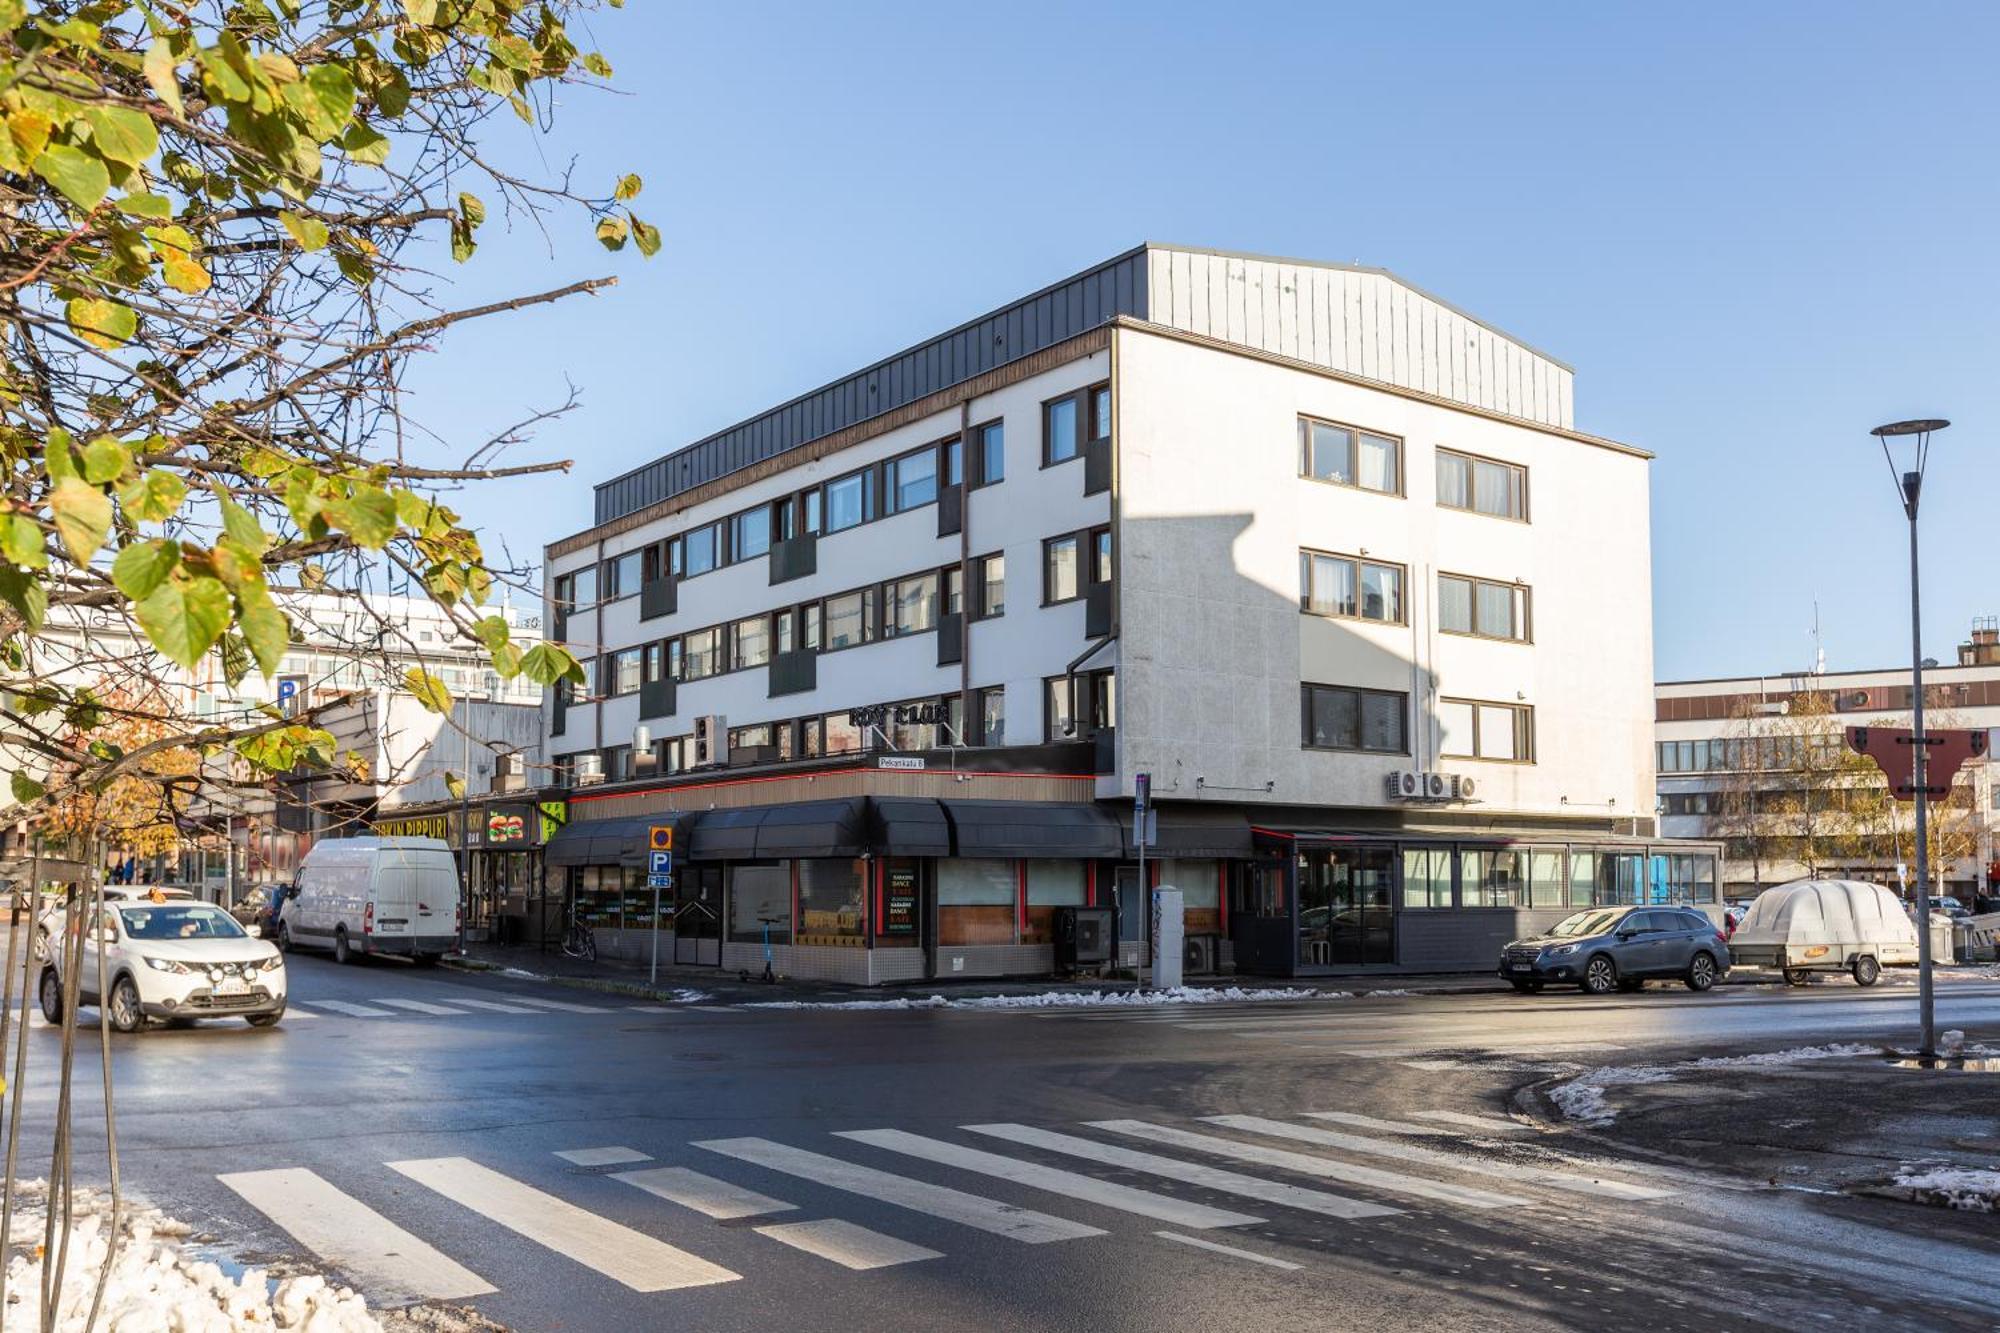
left=1298, top=417, right=1402, bottom=495
left=1439, top=574, right=1530, bottom=641
left=1437, top=449, right=1528, bottom=520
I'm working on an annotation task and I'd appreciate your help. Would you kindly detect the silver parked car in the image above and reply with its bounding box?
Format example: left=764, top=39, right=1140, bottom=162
left=1500, top=906, right=1731, bottom=995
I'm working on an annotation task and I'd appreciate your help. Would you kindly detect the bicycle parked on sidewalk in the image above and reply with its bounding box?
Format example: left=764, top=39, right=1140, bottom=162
left=560, top=912, right=596, bottom=962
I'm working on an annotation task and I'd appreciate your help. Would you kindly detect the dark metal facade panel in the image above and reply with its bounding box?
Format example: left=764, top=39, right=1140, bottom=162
left=594, top=247, right=1152, bottom=525
left=870, top=798, right=951, bottom=857
left=941, top=800, right=1125, bottom=860
left=754, top=797, right=870, bottom=858
left=1120, top=807, right=1253, bottom=860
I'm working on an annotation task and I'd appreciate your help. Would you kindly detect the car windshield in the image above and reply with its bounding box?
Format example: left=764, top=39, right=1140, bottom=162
left=117, top=904, right=246, bottom=941
left=1548, top=909, right=1626, bottom=938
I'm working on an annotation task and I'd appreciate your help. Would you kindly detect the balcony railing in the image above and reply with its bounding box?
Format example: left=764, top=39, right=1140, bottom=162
left=1084, top=581, right=1113, bottom=638
left=770, top=533, right=817, bottom=585
left=639, top=678, right=676, bottom=720
left=769, top=648, right=817, bottom=697
left=640, top=577, right=677, bottom=621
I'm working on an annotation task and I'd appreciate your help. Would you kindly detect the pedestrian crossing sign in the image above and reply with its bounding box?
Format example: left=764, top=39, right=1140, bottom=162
left=649, top=825, right=674, bottom=851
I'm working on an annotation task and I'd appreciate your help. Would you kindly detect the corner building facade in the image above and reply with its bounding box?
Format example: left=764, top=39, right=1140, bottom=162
left=543, top=244, right=1706, bottom=983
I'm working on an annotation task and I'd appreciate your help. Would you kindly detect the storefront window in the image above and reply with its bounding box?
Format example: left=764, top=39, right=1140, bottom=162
left=1401, top=848, right=1450, bottom=909
left=1567, top=851, right=1596, bottom=907
left=575, top=865, right=623, bottom=929
left=621, top=866, right=662, bottom=929
left=938, top=858, right=1016, bottom=946
left=1693, top=853, right=1717, bottom=904
left=1528, top=849, right=1566, bottom=909
left=1021, top=860, right=1086, bottom=944
left=797, top=859, right=866, bottom=947
left=729, top=861, right=792, bottom=944
left=824, top=712, right=863, bottom=755
left=876, top=859, right=920, bottom=947
left=1596, top=852, right=1644, bottom=906
left=1163, top=859, right=1219, bottom=935
left=1463, top=849, right=1524, bottom=908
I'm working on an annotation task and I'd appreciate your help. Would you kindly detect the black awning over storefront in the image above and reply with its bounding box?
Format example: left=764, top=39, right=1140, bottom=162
left=687, top=806, right=766, bottom=861
left=544, top=816, right=652, bottom=868
left=1123, top=806, right=1253, bottom=859
left=942, top=800, right=1124, bottom=859
left=871, top=797, right=951, bottom=856
left=754, top=797, right=870, bottom=858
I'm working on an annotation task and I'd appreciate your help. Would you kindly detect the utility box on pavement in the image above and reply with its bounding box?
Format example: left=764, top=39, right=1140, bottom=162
left=1151, top=886, right=1184, bottom=990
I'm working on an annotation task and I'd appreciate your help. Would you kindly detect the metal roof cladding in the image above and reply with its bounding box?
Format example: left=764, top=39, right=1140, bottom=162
left=591, top=243, right=1576, bottom=527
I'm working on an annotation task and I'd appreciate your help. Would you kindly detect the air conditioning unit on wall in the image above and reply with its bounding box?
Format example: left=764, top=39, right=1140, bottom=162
left=1450, top=774, right=1478, bottom=800
left=693, top=715, right=728, bottom=768
left=1386, top=770, right=1421, bottom=799
left=1423, top=772, right=1448, bottom=799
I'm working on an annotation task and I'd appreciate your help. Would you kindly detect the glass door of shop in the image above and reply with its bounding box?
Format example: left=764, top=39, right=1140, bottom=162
left=674, top=866, right=722, bottom=966
left=1297, top=846, right=1395, bottom=967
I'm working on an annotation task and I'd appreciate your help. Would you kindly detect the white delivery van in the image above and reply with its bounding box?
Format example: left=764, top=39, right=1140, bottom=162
left=281, top=836, right=459, bottom=965
left=1726, top=878, right=1918, bottom=986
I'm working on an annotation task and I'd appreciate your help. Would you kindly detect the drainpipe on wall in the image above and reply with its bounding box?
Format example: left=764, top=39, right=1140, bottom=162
left=958, top=402, right=973, bottom=731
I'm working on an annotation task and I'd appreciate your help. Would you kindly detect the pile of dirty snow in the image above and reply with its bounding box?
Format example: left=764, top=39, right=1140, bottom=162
left=1885, top=1165, right=2000, bottom=1212
left=746, top=985, right=1346, bottom=1011
left=1548, top=1044, right=1881, bottom=1127
left=2, top=1180, right=380, bottom=1331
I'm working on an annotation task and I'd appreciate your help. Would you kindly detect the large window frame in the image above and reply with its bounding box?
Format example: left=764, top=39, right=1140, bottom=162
left=1298, top=548, right=1406, bottom=625
left=1437, top=448, right=1529, bottom=522
left=973, top=552, right=1005, bottom=619
left=1301, top=684, right=1409, bottom=755
left=823, top=469, right=872, bottom=534
left=971, top=419, right=1005, bottom=488
left=1438, top=573, right=1531, bottom=642
left=883, top=446, right=940, bottom=516
left=1439, top=697, right=1535, bottom=763
left=1297, top=416, right=1403, bottom=496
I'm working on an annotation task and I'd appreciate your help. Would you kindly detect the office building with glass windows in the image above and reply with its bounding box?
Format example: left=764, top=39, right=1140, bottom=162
left=538, top=244, right=1696, bottom=983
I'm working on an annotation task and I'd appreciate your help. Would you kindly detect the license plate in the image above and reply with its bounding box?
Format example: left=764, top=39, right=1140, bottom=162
left=215, top=979, right=250, bottom=996
left=1507, top=964, right=1533, bottom=973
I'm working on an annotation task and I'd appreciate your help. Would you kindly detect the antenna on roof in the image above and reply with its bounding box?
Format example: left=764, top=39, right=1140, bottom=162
left=1811, top=599, right=1825, bottom=676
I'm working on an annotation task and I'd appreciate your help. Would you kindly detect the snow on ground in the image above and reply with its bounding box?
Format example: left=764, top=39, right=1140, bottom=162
left=497, top=967, right=548, bottom=981
left=1885, top=1165, right=2000, bottom=1212
left=1548, top=1044, right=1881, bottom=1127
left=670, top=988, right=714, bottom=1004
left=2, top=1179, right=381, bottom=1330
left=745, top=985, right=1348, bottom=1011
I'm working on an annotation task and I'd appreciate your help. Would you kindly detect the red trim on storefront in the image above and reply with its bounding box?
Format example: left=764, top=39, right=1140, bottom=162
left=1149, top=860, right=1160, bottom=889
left=1086, top=861, right=1098, bottom=907
left=568, top=765, right=1101, bottom=804
left=1017, top=861, right=1028, bottom=932
left=873, top=858, right=884, bottom=942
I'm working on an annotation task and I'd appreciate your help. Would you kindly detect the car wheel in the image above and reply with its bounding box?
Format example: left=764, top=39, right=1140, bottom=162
left=246, top=1005, right=284, bottom=1028
left=31, top=929, right=50, bottom=965
left=1581, top=955, right=1618, bottom=995
left=1851, top=955, right=1881, bottom=987
left=1508, top=979, right=1543, bottom=994
left=276, top=923, right=292, bottom=954
left=1782, top=968, right=1813, bottom=987
left=106, top=976, right=144, bottom=1034
left=333, top=927, right=352, bottom=965
left=1685, top=951, right=1718, bottom=992
left=38, top=967, right=62, bottom=1024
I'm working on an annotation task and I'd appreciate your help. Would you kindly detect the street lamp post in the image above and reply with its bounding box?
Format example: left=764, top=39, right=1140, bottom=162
left=1872, top=417, right=1949, bottom=1058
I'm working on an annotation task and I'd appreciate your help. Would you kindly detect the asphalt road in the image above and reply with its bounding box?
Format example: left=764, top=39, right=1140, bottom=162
left=5, top=957, right=2000, bottom=1333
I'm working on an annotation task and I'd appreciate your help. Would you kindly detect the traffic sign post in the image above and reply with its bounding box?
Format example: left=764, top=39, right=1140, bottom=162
left=647, top=825, right=675, bottom=986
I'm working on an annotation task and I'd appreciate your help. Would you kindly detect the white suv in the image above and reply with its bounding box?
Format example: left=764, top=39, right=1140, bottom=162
left=41, top=898, right=287, bottom=1032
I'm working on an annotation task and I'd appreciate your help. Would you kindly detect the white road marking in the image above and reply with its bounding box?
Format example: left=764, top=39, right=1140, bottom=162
left=1090, top=1121, right=1530, bottom=1209
left=219, top=1167, right=495, bottom=1304
left=1290, top=1042, right=1629, bottom=1057
left=555, top=1147, right=653, bottom=1167
left=480, top=995, right=612, bottom=1014
left=373, top=998, right=470, bottom=1016
left=1412, top=1111, right=1531, bottom=1135
left=1200, top=1116, right=1675, bottom=1200
left=692, top=1137, right=1103, bottom=1243
left=299, top=999, right=394, bottom=1017
left=680, top=1006, right=748, bottom=1015
left=275, top=1006, right=314, bottom=1017
left=962, top=1124, right=1400, bottom=1221
left=387, top=1156, right=739, bottom=1291
left=836, top=1128, right=1264, bottom=1229
left=1301, top=1112, right=1462, bottom=1137
left=437, top=997, right=543, bottom=1015
left=753, top=1218, right=941, bottom=1270
left=613, top=1166, right=796, bottom=1220
left=1154, top=1230, right=1303, bottom=1271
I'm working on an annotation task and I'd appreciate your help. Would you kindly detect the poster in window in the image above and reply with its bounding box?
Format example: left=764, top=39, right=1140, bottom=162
left=883, top=866, right=918, bottom=937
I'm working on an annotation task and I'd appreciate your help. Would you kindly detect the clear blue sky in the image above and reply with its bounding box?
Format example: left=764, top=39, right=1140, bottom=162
left=408, top=1, right=2000, bottom=681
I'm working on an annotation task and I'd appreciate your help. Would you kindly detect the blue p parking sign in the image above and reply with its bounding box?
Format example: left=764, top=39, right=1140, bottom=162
left=650, top=849, right=673, bottom=875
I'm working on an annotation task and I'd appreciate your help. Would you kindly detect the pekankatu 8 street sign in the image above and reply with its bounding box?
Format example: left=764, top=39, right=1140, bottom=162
left=1845, top=727, right=1988, bottom=801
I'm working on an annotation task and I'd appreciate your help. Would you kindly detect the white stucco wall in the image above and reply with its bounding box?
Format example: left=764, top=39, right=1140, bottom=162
left=1112, top=325, right=1655, bottom=820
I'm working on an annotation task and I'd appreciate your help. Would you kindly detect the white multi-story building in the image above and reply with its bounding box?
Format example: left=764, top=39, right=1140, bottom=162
left=543, top=244, right=1692, bottom=981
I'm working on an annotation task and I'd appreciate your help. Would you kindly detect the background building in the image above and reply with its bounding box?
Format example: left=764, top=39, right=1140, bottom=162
left=542, top=244, right=1694, bottom=981
left=1656, top=619, right=2000, bottom=901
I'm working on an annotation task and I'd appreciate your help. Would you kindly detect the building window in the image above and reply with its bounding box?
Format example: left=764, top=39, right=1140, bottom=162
left=604, top=551, right=640, bottom=600
left=974, top=553, right=1004, bottom=618
left=824, top=710, right=863, bottom=754
left=682, top=522, right=719, bottom=577
left=1437, top=448, right=1528, bottom=521
left=1044, top=395, right=1080, bottom=465
left=1439, top=574, right=1530, bottom=641
left=1045, top=671, right=1114, bottom=741
left=730, top=615, right=770, bottom=671
left=731, top=506, right=771, bottom=562
left=823, top=587, right=877, bottom=651
left=1529, top=849, right=1567, bottom=908
left=976, top=685, right=1004, bottom=745
left=972, top=420, right=1004, bottom=487
left=1298, top=417, right=1401, bottom=495
left=1301, top=684, right=1408, bottom=753
left=1401, top=847, right=1451, bottom=909
left=1461, top=848, right=1525, bottom=908
left=803, top=488, right=821, bottom=535
left=557, top=565, right=598, bottom=610
left=1299, top=550, right=1405, bottom=623
left=612, top=648, right=642, bottom=696
left=801, top=603, right=821, bottom=651
left=680, top=626, right=721, bottom=681
left=1044, top=534, right=1080, bottom=604
left=1091, top=527, right=1112, bottom=584
left=798, top=859, right=866, bottom=947
left=824, top=469, right=870, bottom=532
left=884, top=447, right=938, bottom=514
left=1089, top=385, right=1110, bottom=444
left=1022, top=861, right=1087, bottom=944
left=728, top=862, right=792, bottom=945
left=938, top=858, right=1017, bottom=946
left=1439, top=698, right=1534, bottom=762
left=641, top=642, right=664, bottom=683
left=884, top=573, right=939, bottom=638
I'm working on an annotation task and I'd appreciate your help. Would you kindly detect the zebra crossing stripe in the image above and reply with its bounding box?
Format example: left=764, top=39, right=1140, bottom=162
left=837, top=1128, right=1264, bottom=1229
left=692, top=1138, right=1103, bottom=1243
left=753, top=1219, right=941, bottom=1270
left=1199, top=1116, right=1676, bottom=1200
left=219, top=1167, right=495, bottom=1304
left=555, top=1147, right=653, bottom=1167
left=1090, top=1120, right=1531, bottom=1209
left=480, top=995, right=613, bottom=1014
left=961, top=1124, right=1400, bottom=1221
left=300, top=1000, right=394, bottom=1017
left=1154, top=1230, right=1303, bottom=1271
left=612, top=1167, right=795, bottom=1220
left=1301, top=1112, right=1463, bottom=1137
left=1411, top=1111, right=1531, bottom=1134
left=372, top=998, right=469, bottom=1016
left=387, top=1156, right=739, bottom=1291
left=437, top=997, right=544, bottom=1015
